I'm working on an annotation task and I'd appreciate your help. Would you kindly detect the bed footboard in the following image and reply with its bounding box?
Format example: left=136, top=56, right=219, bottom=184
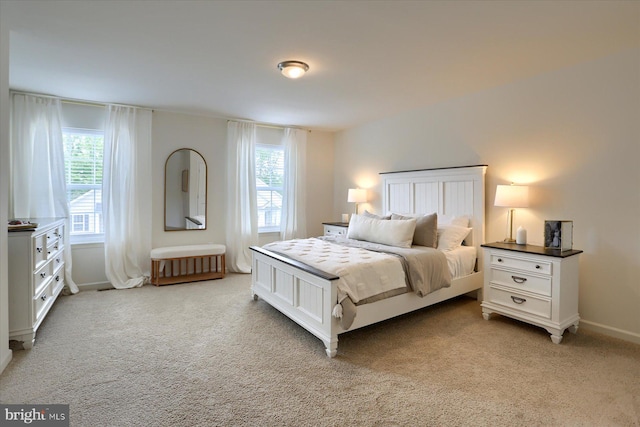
left=250, top=246, right=341, bottom=357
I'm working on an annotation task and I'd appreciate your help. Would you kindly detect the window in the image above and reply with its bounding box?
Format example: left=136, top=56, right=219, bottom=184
left=256, top=145, right=284, bottom=232
left=63, top=128, right=104, bottom=243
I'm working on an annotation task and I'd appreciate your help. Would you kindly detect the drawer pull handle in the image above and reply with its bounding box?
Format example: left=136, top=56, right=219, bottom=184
left=535, top=265, right=541, bottom=269
left=55, top=276, right=60, bottom=282
left=56, top=258, right=61, bottom=263
left=511, top=276, right=527, bottom=284
left=40, top=272, right=46, bottom=278
left=41, top=295, right=47, bottom=301
left=497, top=258, right=503, bottom=262
left=511, top=296, right=526, bottom=304
left=37, top=247, right=43, bottom=253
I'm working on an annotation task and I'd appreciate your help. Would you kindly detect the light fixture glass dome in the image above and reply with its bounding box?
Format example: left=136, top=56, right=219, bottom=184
left=277, top=61, right=309, bottom=79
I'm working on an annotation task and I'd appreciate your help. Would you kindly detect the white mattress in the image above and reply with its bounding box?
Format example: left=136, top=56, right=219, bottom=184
left=443, top=245, right=477, bottom=279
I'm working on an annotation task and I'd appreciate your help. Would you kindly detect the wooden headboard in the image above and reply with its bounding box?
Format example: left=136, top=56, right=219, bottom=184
left=381, top=165, right=487, bottom=268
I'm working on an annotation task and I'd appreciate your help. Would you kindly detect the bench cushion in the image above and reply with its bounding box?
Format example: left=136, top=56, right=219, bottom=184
left=151, top=244, right=226, bottom=259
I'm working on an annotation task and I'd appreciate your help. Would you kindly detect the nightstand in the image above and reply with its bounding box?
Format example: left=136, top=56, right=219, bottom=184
left=322, top=222, right=348, bottom=237
left=481, top=242, right=583, bottom=344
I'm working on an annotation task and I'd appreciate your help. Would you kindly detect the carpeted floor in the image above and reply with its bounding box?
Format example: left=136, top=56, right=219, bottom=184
left=1, top=273, right=639, bottom=426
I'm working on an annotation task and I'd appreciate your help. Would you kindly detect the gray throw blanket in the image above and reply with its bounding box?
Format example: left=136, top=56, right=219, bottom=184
left=321, top=235, right=452, bottom=297
left=320, top=236, right=452, bottom=329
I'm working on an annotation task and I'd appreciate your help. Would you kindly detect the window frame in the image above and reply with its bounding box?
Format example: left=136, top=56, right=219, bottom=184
left=255, top=143, right=285, bottom=234
left=62, top=127, right=105, bottom=244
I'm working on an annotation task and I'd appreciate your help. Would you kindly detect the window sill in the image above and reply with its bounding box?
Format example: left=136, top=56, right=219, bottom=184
left=70, top=234, right=105, bottom=246
left=258, top=228, right=280, bottom=235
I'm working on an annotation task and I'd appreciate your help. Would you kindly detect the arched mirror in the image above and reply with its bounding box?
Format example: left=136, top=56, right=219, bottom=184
left=165, top=148, right=207, bottom=231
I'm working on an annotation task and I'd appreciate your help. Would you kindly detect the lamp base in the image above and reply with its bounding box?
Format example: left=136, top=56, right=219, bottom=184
left=503, top=238, right=516, bottom=243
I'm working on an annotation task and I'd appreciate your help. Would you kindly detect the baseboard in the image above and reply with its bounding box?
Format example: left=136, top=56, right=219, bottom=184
left=0, top=349, right=12, bottom=374
left=77, top=281, right=113, bottom=291
left=580, top=319, right=640, bottom=345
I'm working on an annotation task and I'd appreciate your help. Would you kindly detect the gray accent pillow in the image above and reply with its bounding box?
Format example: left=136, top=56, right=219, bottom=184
left=391, top=212, right=438, bottom=248
left=362, top=210, right=391, bottom=220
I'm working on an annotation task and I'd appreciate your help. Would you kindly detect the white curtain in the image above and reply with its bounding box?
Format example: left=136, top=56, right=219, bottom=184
left=103, top=105, right=152, bottom=289
left=10, top=93, right=78, bottom=294
left=226, top=121, right=258, bottom=273
left=280, top=128, right=307, bottom=240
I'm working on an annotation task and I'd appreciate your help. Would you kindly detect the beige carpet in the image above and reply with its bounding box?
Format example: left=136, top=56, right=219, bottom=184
left=1, top=273, right=638, bottom=426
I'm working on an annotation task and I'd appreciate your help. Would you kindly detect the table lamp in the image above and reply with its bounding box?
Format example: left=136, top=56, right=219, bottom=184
left=347, top=188, right=367, bottom=215
left=494, top=184, right=529, bottom=243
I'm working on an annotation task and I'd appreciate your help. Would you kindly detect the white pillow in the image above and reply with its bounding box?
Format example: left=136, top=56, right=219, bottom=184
left=437, top=225, right=472, bottom=251
left=347, top=214, right=416, bottom=248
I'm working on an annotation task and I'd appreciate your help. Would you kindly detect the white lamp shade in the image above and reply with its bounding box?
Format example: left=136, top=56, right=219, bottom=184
left=347, top=188, right=367, bottom=203
left=494, top=185, right=529, bottom=208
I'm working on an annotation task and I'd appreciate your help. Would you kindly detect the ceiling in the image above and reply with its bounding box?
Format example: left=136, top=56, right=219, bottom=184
left=2, top=0, right=638, bottom=131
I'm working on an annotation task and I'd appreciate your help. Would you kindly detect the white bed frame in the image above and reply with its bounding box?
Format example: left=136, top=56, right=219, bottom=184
left=250, top=165, right=487, bottom=357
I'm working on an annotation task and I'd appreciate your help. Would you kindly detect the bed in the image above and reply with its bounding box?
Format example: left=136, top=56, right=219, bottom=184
left=250, top=165, right=487, bottom=357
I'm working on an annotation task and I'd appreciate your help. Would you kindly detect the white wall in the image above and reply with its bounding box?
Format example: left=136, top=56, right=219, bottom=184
left=151, top=111, right=228, bottom=248
left=0, top=12, right=13, bottom=373
left=305, top=130, right=335, bottom=237
left=334, top=48, right=640, bottom=343
left=151, top=112, right=335, bottom=249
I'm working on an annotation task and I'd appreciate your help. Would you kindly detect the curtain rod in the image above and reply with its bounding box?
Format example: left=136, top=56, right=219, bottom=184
left=10, top=90, right=153, bottom=111
left=227, top=119, right=310, bottom=132
left=11, top=91, right=309, bottom=131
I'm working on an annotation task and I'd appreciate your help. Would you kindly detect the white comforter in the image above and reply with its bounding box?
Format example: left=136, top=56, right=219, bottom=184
left=263, top=237, right=452, bottom=302
left=262, top=238, right=406, bottom=304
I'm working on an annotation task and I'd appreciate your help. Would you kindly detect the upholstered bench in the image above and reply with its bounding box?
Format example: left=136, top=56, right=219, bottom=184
left=150, top=244, right=226, bottom=286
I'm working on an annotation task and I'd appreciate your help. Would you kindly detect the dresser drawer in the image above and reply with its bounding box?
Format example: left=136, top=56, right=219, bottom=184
left=34, top=262, right=53, bottom=296
left=488, top=285, right=551, bottom=319
left=46, top=226, right=63, bottom=242
left=490, top=268, right=551, bottom=296
left=51, top=268, right=65, bottom=296
left=491, top=253, right=551, bottom=275
left=32, top=234, right=48, bottom=269
left=51, top=252, right=64, bottom=271
left=34, top=283, right=52, bottom=321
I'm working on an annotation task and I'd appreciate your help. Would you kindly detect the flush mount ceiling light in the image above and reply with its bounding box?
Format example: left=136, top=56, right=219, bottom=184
left=277, top=60, right=309, bottom=79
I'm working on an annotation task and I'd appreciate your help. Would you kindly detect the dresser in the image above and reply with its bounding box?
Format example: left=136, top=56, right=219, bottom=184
left=481, top=242, right=582, bottom=344
left=322, top=222, right=349, bottom=237
left=8, top=218, right=66, bottom=349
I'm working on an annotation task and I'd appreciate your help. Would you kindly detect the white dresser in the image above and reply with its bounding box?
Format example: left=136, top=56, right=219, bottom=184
left=8, top=218, right=66, bottom=348
left=322, top=222, right=349, bottom=237
left=481, top=242, right=582, bottom=344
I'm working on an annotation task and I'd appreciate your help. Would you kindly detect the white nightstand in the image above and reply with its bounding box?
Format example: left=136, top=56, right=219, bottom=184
left=481, top=242, right=582, bottom=344
left=322, top=222, right=348, bottom=237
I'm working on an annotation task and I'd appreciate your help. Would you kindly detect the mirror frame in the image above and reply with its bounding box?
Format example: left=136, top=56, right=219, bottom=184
left=164, top=148, right=208, bottom=231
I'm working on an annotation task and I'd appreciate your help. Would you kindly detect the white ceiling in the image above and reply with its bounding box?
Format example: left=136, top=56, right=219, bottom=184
left=2, top=0, right=638, bottom=131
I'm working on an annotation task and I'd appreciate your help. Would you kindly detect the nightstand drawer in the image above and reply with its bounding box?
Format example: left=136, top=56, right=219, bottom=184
left=323, top=224, right=347, bottom=236
left=488, top=285, right=551, bottom=319
left=490, top=268, right=551, bottom=296
left=491, top=253, right=551, bottom=275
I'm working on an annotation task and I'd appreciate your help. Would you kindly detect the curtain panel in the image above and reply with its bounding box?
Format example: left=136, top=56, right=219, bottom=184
left=280, top=128, right=307, bottom=240
left=10, top=93, right=78, bottom=294
left=226, top=121, right=258, bottom=273
left=103, top=105, right=152, bottom=289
